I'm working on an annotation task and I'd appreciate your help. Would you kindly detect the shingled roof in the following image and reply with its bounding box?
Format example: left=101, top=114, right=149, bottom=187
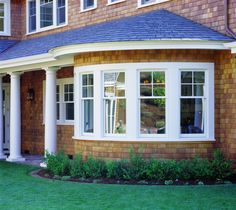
left=0, top=9, right=234, bottom=61
left=0, top=40, right=18, bottom=54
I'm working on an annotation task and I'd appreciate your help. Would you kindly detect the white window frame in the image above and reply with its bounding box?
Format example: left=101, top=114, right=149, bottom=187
left=43, top=77, right=74, bottom=125
left=80, top=72, right=94, bottom=136
left=137, top=0, right=170, bottom=8
left=107, top=0, right=125, bottom=6
left=74, top=62, right=214, bottom=142
left=103, top=70, right=127, bottom=137
left=138, top=69, right=167, bottom=138
left=26, top=0, right=68, bottom=35
left=0, top=0, right=10, bottom=36
left=80, top=0, right=97, bottom=12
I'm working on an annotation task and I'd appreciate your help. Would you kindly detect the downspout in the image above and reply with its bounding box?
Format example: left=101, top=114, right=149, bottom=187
left=225, top=0, right=236, bottom=39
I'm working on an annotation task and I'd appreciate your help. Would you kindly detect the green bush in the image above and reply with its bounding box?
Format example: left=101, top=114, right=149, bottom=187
left=129, top=152, right=147, bottom=180
left=83, top=156, right=107, bottom=178
left=211, top=149, right=233, bottom=180
left=45, top=150, right=70, bottom=176
left=70, top=154, right=83, bottom=178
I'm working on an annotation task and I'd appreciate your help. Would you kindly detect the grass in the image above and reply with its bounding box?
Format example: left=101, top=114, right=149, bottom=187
left=0, top=161, right=236, bottom=210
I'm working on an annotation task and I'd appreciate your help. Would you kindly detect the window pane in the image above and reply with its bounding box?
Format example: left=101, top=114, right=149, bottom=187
left=66, top=103, right=74, bottom=120
left=29, top=0, right=36, bottom=32
left=40, top=0, right=53, bottom=28
left=181, top=72, right=192, bottom=83
left=83, top=86, right=93, bottom=98
left=105, top=99, right=126, bottom=134
left=181, top=85, right=192, bottom=96
left=83, top=99, right=94, bottom=133
left=56, top=85, right=60, bottom=102
left=141, top=0, right=155, bottom=5
left=153, top=72, right=165, bottom=84
left=194, top=85, right=204, bottom=96
left=153, top=85, right=165, bottom=96
left=194, top=72, right=205, bottom=83
left=57, top=103, right=60, bottom=120
left=104, top=86, right=114, bottom=97
left=57, top=0, right=65, bottom=25
left=0, top=18, right=3, bottom=32
left=84, top=0, right=94, bottom=9
left=0, top=3, right=4, bottom=17
left=181, top=99, right=204, bottom=134
left=140, top=85, right=152, bottom=96
left=140, top=72, right=151, bottom=84
left=140, top=99, right=165, bottom=134
left=0, top=3, right=4, bottom=32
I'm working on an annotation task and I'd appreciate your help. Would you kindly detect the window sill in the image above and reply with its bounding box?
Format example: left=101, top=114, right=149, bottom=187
left=0, top=32, right=11, bottom=36
left=106, top=0, right=125, bottom=6
left=80, top=7, right=97, bottom=13
left=137, top=0, right=169, bottom=9
left=73, top=136, right=216, bottom=142
left=26, top=23, right=67, bottom=36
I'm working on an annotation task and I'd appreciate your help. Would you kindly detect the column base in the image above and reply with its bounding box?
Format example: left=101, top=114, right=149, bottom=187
left=0, top=154, right=6, bottom=160
left=40, top=162, right=47, bottom=168
left=6, top=156, right=25, bottom=162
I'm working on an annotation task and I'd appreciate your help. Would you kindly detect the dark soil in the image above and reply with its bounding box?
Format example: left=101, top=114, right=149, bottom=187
left=36, top=169, right=236, bottom=186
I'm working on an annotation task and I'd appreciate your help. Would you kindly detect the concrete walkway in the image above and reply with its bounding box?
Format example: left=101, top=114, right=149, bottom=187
left=19, top=155, right=43, bottom=166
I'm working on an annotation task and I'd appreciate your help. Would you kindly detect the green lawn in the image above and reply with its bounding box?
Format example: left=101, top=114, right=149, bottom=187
left=0, top=161, right=236, bottom=210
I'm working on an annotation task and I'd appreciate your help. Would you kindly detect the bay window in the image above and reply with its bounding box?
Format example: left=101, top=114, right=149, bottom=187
left=0, top=0, right=10, bottom=36
left=104, top=72, right=126, bottom=135
left=74, top=62, right=214, bottom=141
left=82, top=74, right=94, bottom=133
left=27, top=0, right=67, bottom=33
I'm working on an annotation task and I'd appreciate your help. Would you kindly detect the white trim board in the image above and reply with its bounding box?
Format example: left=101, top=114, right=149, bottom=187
left=224, top=41, right=236, bottom=54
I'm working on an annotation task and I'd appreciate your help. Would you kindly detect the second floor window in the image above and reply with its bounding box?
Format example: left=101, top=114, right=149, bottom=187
left=27, top=0, right=67, bottom=33
left=81, top=0, right=96, bottom=12
left=0, top=0, right=10, bottom=36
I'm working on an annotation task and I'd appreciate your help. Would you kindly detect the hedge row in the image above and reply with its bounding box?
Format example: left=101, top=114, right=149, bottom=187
left=45, top=149, right=234, bottom=181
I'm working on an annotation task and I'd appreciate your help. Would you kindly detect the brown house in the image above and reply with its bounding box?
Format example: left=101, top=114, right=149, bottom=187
left=0, top=0, right=235, bottom=163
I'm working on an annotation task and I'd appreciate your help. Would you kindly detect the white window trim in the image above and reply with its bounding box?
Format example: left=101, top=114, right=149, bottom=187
left=26, top=0, right=68, bottom=35
left=0, top=0, right=11, bottom=36
left=74, top=62, right=215, bottom=142
left=137, top=0, right=170, bottom=8
left=107, top=0, right=125, bottom=6
left=43, top=77, right=74, bottom=125
left=80, top=0, right=97, bottom=13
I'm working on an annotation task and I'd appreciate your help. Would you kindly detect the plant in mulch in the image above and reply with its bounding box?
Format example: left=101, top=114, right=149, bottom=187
left=42, top=149, right=235, bottom=185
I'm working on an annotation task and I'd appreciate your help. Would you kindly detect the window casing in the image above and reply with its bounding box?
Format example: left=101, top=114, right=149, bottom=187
left=0, top=0, right=10, bottom=36
left=74, top=63, right=214, bottom=142
left=107, top=0, right=125, bottom=5
left=80, top=0, right=97, bottom=12
left=138, top=0, right=170, bottom=8
left=27, top=0, right=67, bottom=34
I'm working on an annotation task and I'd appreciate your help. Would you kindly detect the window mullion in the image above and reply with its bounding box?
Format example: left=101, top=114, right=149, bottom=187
left=36, top=0, right=40, bottom=30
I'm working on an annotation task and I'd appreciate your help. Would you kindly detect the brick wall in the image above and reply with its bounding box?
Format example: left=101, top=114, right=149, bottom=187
left=73, top=49, right=236, bottom=161
left=21, top=67, right=75, bottom=155
left=4, top=0, right=235, bottom=40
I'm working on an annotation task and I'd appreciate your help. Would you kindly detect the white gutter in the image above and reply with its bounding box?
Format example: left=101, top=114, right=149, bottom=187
left=224, top=41, right=236, bottom=54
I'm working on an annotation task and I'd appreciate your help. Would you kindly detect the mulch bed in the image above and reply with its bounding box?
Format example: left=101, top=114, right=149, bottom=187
left=34, top=169, right=236, bottom=186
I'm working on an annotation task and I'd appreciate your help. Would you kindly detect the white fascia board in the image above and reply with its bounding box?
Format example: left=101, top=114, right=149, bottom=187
left=224, top=41, right=236, bottom=54
left=50, top=40, right=229, bottom=58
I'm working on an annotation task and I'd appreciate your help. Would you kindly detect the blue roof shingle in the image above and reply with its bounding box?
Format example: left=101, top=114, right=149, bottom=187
left=0, top=9, right=234, bottom=61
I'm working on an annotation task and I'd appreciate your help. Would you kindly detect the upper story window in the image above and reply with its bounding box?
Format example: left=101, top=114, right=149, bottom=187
left=107, top=0, right=125, bottom=5
left=81, top=0, right=97, bottom=12
left=27, top=0, right=67, bottom=34
left=0, top=0, right=10, bottom=36
left=138, top=0, right=169, bottom=8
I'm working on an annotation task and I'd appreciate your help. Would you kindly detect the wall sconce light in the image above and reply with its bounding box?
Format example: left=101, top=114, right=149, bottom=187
left=27, top=88, right=35, bottom=101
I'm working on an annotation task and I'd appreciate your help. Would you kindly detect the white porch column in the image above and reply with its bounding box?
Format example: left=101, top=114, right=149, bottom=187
left=44, top=67, right=58, bottom=155
left=0, top=75, right=6, bottom=159
left=7, top=72, right=25, bottom=162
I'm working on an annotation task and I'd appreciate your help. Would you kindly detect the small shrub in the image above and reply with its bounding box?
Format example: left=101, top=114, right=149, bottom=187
left=177, top=160, right=193, bottom=180
left=45, top=150, right=70, bottom=176
left=83, top=156, right=107, bottom=178
left=191, top=157, right=212, bottom=180
left=70, top=154, right=83, bottom=178
left=211, top=149, right=233, bottom=180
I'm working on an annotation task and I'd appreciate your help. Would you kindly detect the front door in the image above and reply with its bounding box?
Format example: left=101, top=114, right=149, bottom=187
left=2, top=84, right=10, bottom=154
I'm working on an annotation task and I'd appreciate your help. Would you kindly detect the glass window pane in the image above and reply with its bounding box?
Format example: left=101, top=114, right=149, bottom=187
left=181, top=85, right=192, bottom=96
left=82, top=75, right=88, bottom=86
left=194, top=72, right=205, bottom=83
left=181, top=72, right=192, bottom=83
left=181, top=99, right=204, bottom=134
left=0, top=18, right=3, bottom=32
left=83, top=99, right=94, bottom=133
left=66, top=103, right=74, bottom=120
left=40, top=0, right=53, bottom=28
left=84, top=0, right=94, bottom=9
left=83, top=86, right=93, bottom=98
left=0, top=3, right=4, bottom=16
left=140, top=72, right=151, bottom=84
left=105, top=99, right=126, bottom=134
left=88, top=74, right=93, bottom=85
left=153, top=72, right=165, bottom=84
left=104, top=86, right=115, bottom=97
left=57, top=103, right=60, bottom=120
left=153, top=85, right=165, bottom=96
left=194, top=85, right=204, bottom=96
left=140, top=99, right=166, bottom=134
left=29, top=0, right=36, bottom=32
left=57, top=0, right=65, bottom=25
left=140, top=85, right=152, bottom=96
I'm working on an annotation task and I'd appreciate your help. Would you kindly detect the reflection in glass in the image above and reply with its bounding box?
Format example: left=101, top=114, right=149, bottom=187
left=83, top=99, right=94, bottom=133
